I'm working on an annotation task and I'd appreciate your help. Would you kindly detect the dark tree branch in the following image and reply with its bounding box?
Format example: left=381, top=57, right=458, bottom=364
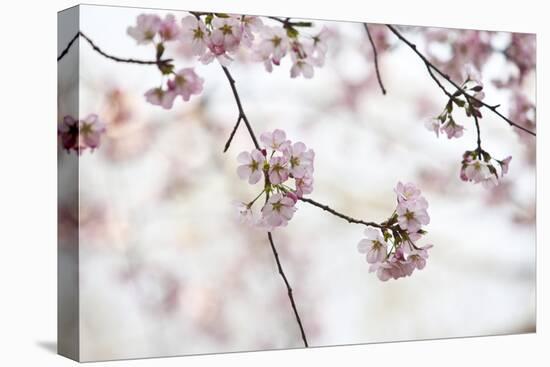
left=57, top=31, right=173, bottom=67
left=267, top=232, right=309, bottom=347
left=267, top=16, right=313, bottom=28
left=363, top=23, right=386, bottom=95
left=385, top=24, right=536, bottom=137
left=220, top=65, right=260, bottom=151
left=57, top=32, right=80, bottom=61
left=299, top=197, right=387, bottom=229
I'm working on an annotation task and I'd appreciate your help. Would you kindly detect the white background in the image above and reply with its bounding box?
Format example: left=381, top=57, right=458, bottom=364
left=0, top=0, right=547, bottom=366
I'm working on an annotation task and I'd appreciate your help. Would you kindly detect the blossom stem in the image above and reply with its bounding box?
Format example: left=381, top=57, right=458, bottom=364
left=299, top=197, right=386, bottom=229
left=267, top=232, right=309, bottom=347
left=363, top=23, right=386, bottom=95
left=385, top=25, right=536, bottom=137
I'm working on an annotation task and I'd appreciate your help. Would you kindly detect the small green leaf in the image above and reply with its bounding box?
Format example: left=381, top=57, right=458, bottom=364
left=156, top=43, right=165, bottom=59
left=286, top=27, right=299, bottom=39
left=205, top=14, right=213, bottom=25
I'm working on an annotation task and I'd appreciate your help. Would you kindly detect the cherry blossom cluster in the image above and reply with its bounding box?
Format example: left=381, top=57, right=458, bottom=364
left=234, top=129, right=314, bottom=230
left=127, top=12, right=330, bottom=108
left=127, top=14, right=204, bottom=109
left=358, top=182, right=433, bottom=281
left=425, top=65, right=485, bottom=139
left=460, top=149, right=512, bottom=189
left=58, top=114, right=106, bottom=154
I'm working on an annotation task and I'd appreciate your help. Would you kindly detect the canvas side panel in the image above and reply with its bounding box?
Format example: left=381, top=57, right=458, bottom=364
left=57, top=5, right=80, bottom=362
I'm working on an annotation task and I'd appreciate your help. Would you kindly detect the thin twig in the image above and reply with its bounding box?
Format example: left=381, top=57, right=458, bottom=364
left=267, top=232, right=309, bottom=347
left=363, top=23, right=386, bottom=95
left=299, top=197, right=386, bottom=229
left=223, top=116, right=243, bottom=152
left=220, top=65, right=260, bottom=151
left=58, top=31, right=173, bottom=67
left=386, top=25, right=536, bottom=137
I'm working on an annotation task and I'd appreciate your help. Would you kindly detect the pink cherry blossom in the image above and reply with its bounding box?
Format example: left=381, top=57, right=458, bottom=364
left=127, top=14, right=161, bottom=44
left=499, top=156, right=512, bottom=176
left=260, top=129, right=290, bottom=152
left=167, top=68, right=204, bottom=101
left=261, top=193, right=297, bottom=227
left=294, top=173, right=314, bottom=197
left=58, top=115, right=79, bottom=152
left=425, top=119, right=440, bottom=138
left=233, top=201, right=257, bottom=225
left=407, top=245, right=433, bottom=270
left=357, top=227, right=388, bottom=264
left=284, top=142, right=315, bottom=178
left=268, top=156, right=290, bottom=184
left=394, top=182, right=421, bottom=203
left=305, top=26, right=330, bottom=67
left=463, top=159, right=498, bottom=188
left=236, top=15, right=263, bottom=47
left=290, top=58, right=314, bottom=79
left=254, top=26, right=289, bottom=72
left=180, top=15, right=209, bottom=56
left=396, top=197, right=430, bottom=233
left=144, top=87, right=177, bottom=109
left=236, top=149, right=266, bottom=184
left=78, top=114, right=106, bottom=152
left=159, top=14, right=180, bottom=42
left=201, top=17, right=242, bottom=66
left=440, top=118, right=464, bottom=139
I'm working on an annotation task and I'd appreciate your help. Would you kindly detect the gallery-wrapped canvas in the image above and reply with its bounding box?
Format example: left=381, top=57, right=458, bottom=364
left=58, top=4, right=536, bottom=362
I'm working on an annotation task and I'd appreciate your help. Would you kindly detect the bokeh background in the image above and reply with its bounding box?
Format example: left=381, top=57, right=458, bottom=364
left=58, top=4, right=536, bottom=361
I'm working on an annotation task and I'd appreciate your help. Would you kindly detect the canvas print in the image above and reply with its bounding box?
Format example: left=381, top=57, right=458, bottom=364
left=57, top=4, right=536, bottom=362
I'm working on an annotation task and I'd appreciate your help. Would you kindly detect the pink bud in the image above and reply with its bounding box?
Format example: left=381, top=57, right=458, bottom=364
left=286, top=191, right=298, bottom=203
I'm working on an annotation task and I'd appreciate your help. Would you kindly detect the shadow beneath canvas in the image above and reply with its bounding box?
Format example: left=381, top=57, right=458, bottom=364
left=36, top=340, right=57, bottom=354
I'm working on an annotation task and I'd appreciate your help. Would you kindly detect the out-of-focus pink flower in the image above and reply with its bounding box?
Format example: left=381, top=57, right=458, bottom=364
left=440, top=118, right=464, bottom=139
left=425, top=119, right=440, bottom=138
left=58, top=115, right=79, bottom=153
left=358, top=227, right=388, bottom=264
left=261, top=193, right=297, bottom=227
left=127, top=14, right=161, bottom=44
left=236, top=149, right=265, bottom=184
left=233, top=201, right=257, bottom=225
left=306, top=26, right=330, bottom=67
left=505, top=33, right=536, bottom=81
left=180, top=15, right=209, bottom=56
left=158, top=14, right=180, bottom=41
left=268, top=156, right=290, bottom=184
left=500, top=156, right=512, bottom=176
left=260, top=129, right=290, bottom=152
left=168, top=68, right=204, bottom=101
left=144, top=87, right=177, bottom=109
left=290, top=58, right=314, bottom=79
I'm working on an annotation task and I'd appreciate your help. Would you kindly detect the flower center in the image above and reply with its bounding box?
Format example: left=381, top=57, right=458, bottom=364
left=220, top=24, right=233, bottom=35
